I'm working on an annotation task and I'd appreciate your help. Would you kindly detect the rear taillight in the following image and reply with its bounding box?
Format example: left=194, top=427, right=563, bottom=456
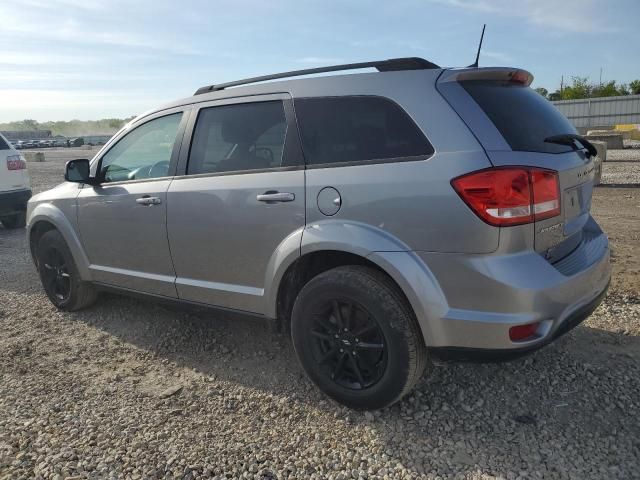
left=452, top=167, right=560, bottom=226
left=529, top=169, right=561, bottom=220
left=6, top=155, right=27, bottom=171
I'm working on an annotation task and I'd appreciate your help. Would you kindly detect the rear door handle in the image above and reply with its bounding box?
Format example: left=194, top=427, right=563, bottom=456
left=136, top=196, right=162, bottom=206
left=256, top=192, right=295, bottom=203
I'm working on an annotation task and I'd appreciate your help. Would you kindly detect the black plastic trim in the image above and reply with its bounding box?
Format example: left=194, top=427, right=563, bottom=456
left=304, top=155, right=433, bottom=170
left=93, top=282, right=269, bottom=321
left=0, top=188, right=32, bottom=215
left=172, top=165, right=304, bottom=180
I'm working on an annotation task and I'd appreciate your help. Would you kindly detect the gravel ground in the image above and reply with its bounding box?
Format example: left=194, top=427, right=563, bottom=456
left=603, top=141, right=640, bottom=185
left=0, top=152, right=639, bottom=480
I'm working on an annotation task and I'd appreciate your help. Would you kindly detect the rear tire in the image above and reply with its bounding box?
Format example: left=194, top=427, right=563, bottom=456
left=1, top=212, right=26, bottom=229
left=291, top=265, right=427, bottom=410
left=37, top=229, right=97, bottom=311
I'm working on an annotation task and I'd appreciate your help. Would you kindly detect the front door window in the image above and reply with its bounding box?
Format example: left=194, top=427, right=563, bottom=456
left=99, top=113, right=183, bottom=182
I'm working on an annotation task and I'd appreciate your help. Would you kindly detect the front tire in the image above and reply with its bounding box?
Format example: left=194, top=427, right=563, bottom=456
left=1, top=212, right=26, bottom=229
left=291, top=265, right=427, bottom=410
left=37, top=230, right=97, bottom=311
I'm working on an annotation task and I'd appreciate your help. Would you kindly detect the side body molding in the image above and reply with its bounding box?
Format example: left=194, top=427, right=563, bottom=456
left=262, top=220, right=448, bottom=345
left=27, top=202, right=92, bottom=281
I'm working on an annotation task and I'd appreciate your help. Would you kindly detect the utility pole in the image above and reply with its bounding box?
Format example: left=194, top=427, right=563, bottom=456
left=560, top=75, right=564, bottom=98
left=599, top=67, right=603, bottom=88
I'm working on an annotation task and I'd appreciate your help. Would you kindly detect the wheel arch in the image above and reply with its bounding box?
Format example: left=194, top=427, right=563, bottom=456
left=28, top=204, right=92, bottom=281
left=265, top=222, right=448, bottom=345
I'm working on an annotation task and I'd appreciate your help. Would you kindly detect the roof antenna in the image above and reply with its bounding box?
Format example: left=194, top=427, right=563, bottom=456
left=469, top=24, right=486, bottom=68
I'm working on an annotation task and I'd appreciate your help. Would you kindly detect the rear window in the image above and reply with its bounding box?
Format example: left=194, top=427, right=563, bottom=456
left=0, top=136, right=10, bottom=150
left=295, top=96, right=433, bottom=166
left=461, top=81, right=577, bottom=154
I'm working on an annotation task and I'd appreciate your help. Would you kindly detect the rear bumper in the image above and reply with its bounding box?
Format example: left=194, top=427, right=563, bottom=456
left=413, top=216, right=611, bottom=353
left=0, top=189, right=31, bottom=216
left=430, top=280, right=609, bottom=361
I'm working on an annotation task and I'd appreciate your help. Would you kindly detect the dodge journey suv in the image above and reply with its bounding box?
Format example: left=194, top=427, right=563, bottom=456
left=27, top=58, right=610, bottom=409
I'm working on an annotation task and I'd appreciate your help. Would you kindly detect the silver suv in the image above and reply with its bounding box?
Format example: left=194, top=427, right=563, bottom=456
left=27, top=58, right=610, bottom=410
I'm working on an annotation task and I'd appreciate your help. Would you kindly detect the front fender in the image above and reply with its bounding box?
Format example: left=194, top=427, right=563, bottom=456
left=27, top=203, right=92, bottom=281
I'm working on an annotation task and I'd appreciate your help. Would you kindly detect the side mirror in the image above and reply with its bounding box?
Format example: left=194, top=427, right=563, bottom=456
left=65, top=159, right=94, bottom=184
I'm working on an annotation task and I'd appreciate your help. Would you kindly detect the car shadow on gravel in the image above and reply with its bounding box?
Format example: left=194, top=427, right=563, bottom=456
left=62, top=292, right=640, bottom=474
left=65, top=291, right=640, bottom=401
left=66, top=294, right=310, bottom=397
left=3, top=280, right=637, bottom=477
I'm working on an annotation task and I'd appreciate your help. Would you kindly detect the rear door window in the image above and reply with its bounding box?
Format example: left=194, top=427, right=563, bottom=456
left=294, top=96, right=433, bottom=166
left=461, top=81, right=577, bottom=154
left=188, top=101, right=288, bottom=175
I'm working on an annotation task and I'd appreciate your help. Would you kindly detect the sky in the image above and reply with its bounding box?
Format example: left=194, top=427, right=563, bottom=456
left=0, top=0, right=638, bottom=122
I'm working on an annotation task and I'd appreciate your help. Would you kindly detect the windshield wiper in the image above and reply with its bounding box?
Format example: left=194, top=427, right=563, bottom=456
left=544, top=134, right=598, bottom=158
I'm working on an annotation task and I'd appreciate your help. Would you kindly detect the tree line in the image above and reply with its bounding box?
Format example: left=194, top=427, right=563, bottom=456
left=535, top=77, right=640, bottom=101
left=0, top=118, right=135, bottom=137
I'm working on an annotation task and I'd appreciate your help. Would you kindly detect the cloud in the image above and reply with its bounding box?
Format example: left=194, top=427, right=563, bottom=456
left=0, top=53, right=99, bottom=66
left=431, top=0, right=613, bottom=33
left=296, top=57, right=346, bottom=64
left=14, top=0, right=107, bottom=10
left=481, top=50, right=513, bottom=63
left=0, top=1, right=202, bottom=55
left=0, top=89, right=165, bottom=122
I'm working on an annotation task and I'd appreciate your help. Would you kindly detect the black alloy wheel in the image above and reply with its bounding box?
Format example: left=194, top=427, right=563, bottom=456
left=41, top=246, right=72, bottom=302
left=291, top=265, right=428, bottom=410
left=310, top=298, right=387, bottom=390
left=36, top=229, right=97, bottom=311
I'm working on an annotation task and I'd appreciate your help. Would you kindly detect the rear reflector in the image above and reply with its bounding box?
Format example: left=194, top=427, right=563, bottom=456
left=451, top=167, right=560, bottom=226
left=509, top=322, right=540, bottom=341
left=6, top=155, right=27, bottom=171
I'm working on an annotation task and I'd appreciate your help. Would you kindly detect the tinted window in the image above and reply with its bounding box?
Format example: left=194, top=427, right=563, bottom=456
left=461, top=81, right=577, bottom=154
left=100, top=113, right=182, bottom=183
left=295, top=96, right=433, bottom=166
left=188, top=101, right=287, bottom=175
left=0, top=136, right=10, bottom=150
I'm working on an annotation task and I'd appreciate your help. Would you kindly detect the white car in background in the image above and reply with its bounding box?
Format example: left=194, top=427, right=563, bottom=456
left=0, top=132, right=31, bottom=228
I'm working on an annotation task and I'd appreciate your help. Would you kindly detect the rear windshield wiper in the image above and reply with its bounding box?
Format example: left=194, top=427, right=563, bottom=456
left=544, top=134, right=598, bottom=158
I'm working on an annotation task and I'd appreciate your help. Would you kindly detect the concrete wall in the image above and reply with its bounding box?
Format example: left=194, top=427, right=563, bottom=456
left=552, top=95, right=640, bottom=129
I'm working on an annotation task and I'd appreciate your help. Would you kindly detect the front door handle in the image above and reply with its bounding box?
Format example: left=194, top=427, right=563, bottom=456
left=136, top=196, right=162, bottom=206
left=256, top=191, right=295, bottom=203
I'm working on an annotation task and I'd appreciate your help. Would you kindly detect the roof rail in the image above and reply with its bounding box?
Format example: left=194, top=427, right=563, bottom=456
left=194, top=57, right=440, bottom=95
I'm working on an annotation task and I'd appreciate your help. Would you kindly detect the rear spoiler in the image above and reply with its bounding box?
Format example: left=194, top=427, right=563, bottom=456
left=438, top=67, right=534, bottom=86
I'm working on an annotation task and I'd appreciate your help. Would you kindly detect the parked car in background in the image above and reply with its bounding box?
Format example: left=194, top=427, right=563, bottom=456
left=14, top=141, right=26, bottom=150
left=83, top=135, right=112, bottom=146
left=0, top=132, right=31, bottom=228
left=26, top=58, right=610, bottom=409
